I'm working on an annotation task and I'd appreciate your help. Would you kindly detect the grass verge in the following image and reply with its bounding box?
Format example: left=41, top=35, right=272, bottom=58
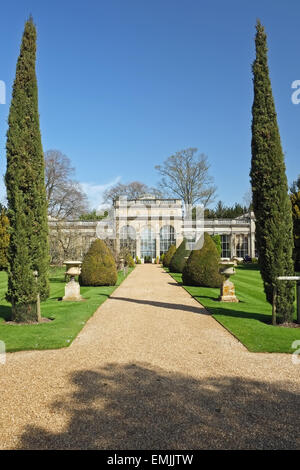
left=166, top=265, right=300, bottom=353
left=0, top=267, right=134, bottom=352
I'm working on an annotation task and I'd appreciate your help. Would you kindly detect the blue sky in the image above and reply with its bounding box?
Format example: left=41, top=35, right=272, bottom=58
left=0, top=0, right=299, bottom=209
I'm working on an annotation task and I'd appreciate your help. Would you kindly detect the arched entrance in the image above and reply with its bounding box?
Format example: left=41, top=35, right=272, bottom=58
left=140, top=226, right=156, bottom=259
left=120, top=225, right=136, bottom=258
left=160, top=225, right=176, bottom=255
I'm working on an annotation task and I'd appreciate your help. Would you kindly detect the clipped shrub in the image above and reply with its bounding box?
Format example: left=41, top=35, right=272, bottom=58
left=182, top=232, right=223, bottom=287
left=144, top=255, right=152, bottom=263
left=80, top=239, right=117, bottom=286
left=169, top=239, right=190, bottom=273
left=163, top=244, right=176, bottom=267
left=211, top=234, right=222, bottom=256
left=125, top=253, right=135, bottom=268
left=160, top=253, right=165, bottom=264
left=135, top=256, right=141, bottom=264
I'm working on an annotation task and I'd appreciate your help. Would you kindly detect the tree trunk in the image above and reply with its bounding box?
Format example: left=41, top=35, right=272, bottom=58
left=11, top=300, right=38, bottom=323
left=272, top=288, right=277, bottom=326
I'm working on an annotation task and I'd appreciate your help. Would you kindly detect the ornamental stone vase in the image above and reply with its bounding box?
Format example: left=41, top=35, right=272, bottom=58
left=219, top=262, right=239, bottom=303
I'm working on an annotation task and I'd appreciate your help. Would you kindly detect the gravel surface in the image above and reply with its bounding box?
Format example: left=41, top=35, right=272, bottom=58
left=0, top=264, right=299, bottom=449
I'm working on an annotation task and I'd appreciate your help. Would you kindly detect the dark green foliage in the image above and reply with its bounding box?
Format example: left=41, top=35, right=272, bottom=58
left=125, top=253, right=135, bottom=268
left=291, top=189, right=300, bottom=271
left=203, top=201, right=248, bottom=219
left=163, top=244, right=176, bottom=267
left=79, top=210, right=108, bottom=221
left=250, top=21, right=295, bottom=323
left=5, top=18, right=50, bottom=321
left=290, top=175, right=300, bottom=196
left=144, top=255, right=152, bottom=263
left=211, top=234, right=222, bottom=256
left=80, top=239, right=117, bottom=286
left=169, top=239, right=190, bottom=273
left=0, top=207, right=10, bottom=270
left=182, top=233, right=223, bottom=288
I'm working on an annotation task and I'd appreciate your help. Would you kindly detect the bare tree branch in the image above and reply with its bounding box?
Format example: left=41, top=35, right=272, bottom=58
left=103, top=181, right=163, bottom=204
left=45, top=150, right=89, bottom=219
left=155, top=148, right=217, bottom=207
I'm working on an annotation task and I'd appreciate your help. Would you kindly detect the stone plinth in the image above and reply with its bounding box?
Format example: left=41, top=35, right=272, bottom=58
left=219, top=278, right=239, bottom=302
left=63, top=278, right=83, bottom=301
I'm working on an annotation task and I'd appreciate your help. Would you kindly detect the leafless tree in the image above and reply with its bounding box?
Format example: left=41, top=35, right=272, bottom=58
left=45, top=150, right=89, bottom=219
left=243, top=189, right=253, bottom=210
left=103, top=181, right=163, bottom=204
left=49, top=221, right=84, bottom=265
left=155, top=148, right=217, bottom=207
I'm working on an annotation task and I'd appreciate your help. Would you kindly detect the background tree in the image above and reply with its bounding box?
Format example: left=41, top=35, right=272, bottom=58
left=250, top=20, right=294, bottom=324
left=211, top=234, right=222, bottom=256
left=203, top=200, right=248, bottom=219
left=290, top=175, right=300, bottom=195
left=290, top=175, right=300, bottom=271
left=155, top=148, right=216, bottom=207
left=243, top=188, right=253, bottom=211
left=79, top=209, right=108, bottom=221
left=103, top=181, right=162, bottom=204
left=45, top=149, right=88, bottom=219
left=0, top=204, right=10, bottom=270
left=5, top=17, right=50, bottom=321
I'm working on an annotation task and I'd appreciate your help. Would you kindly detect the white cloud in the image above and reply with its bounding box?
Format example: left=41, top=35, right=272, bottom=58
left=80, top=176, right=121, bottom=212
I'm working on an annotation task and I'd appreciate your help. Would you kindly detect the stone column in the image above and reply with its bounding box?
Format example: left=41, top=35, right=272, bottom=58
left=250, top=216, right=256, bottom=257
left=156, top=235, right=160, bottom=259
left=231, top=233, right=236, bottom=258
left=136, top=237, right=141, bottom=260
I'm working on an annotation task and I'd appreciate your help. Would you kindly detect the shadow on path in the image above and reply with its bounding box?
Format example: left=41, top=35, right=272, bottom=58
left=19, top=362, right=299, bottom=450
left=110, top=297, right=209, bottom=315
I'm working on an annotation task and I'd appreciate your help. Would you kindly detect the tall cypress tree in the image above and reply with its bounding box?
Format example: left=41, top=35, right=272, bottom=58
left=5, top=17, right=49, bottom=322
left=250, top=20, right=294, bottom=324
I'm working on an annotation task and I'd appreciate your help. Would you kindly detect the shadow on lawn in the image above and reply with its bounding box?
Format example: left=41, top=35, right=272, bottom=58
left=199, top=303, right=271, bottom=324
left=0, top=304, right=11, bottom=321
left=49, top=278, right=65, bottom=284
left=237, top=264, right=260, bottom=271
left=18, top=362, right=300, bottom=450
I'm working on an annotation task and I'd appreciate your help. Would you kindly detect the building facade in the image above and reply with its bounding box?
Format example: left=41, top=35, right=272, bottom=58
left=49, top=195, right=256, bottom=263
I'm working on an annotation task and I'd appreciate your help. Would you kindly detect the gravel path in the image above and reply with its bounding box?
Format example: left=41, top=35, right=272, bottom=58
left=0, top=264, right=299, bottom=449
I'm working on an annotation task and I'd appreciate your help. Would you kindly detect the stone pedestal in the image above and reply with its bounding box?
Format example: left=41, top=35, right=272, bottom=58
left=63, top=278, right=83, bottom=301
left=219, top=278, right=239, bottom=302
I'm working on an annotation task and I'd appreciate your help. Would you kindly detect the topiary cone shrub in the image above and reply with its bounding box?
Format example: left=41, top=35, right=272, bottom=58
left=80, top=239, right=117, bottom=286
left=125, top=253, right=135, bottom=268
left=169, top=239, right=190, bottom=273
left=182, top=232, right=223, bottom=287
left=163, top=244, right=176, bottom=267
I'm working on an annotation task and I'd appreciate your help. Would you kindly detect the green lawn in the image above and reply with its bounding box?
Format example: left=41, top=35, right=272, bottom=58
left=0, top=267, right=133, bottom=353
left=166, top=265, right=300, bottom=353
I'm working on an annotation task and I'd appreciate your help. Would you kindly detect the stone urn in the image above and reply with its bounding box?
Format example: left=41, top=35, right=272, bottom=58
left=219, top=261, right=239, bottom=303
left=62, top=260, right=83, bottom=301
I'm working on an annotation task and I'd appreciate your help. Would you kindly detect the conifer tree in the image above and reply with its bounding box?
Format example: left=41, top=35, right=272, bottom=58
left=169, top=239, right=190, bottom=273
left=250, top=20, right=294, bottom=324
left=5, top=17, right=49, bottom=322
left=291, top=190, right=300, bottom=271
left=0, top=206, right=10, bottom=270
